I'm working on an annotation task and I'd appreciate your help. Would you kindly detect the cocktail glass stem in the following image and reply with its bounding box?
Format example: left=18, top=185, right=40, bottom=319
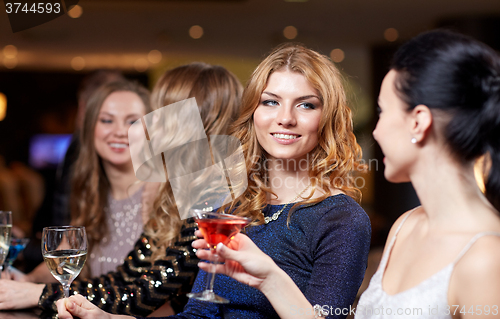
left=204, top=252, right=218, bottom=295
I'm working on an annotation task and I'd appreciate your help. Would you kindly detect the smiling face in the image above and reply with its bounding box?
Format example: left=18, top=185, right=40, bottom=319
left=253, top=69, right=322, bottom=162
left=373, top=70, right=416, bottom=183
left=94, top=91, right=146, bottom=169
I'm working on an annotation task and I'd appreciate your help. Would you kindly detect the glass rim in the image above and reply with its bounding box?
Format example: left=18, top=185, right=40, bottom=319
left=43, top=226, right=86, bottom=231
left=190, top=209, right=251, bottom=222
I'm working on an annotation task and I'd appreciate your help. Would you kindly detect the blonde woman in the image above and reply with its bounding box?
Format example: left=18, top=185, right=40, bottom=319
left=57, top=44, right=371, bottom=319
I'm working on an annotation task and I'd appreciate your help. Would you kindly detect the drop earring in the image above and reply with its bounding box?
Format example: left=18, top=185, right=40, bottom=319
left=411, top=137, right=417, bottom=144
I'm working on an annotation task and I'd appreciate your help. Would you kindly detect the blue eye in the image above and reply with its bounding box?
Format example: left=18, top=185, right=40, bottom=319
left=100, top=119, right=112, bottom=124
left=299, top=102, right=316, bottom=110
left=262, top=100, right=279, bottom=106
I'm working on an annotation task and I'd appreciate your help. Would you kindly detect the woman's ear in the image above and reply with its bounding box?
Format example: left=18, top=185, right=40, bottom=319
left=410, top=104, right=432, bottom=143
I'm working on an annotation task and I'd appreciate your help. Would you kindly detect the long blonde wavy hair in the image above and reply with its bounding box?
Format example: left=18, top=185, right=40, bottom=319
left=144, top=63, right=243, bottom=260
left=227, top=43, right=364, bottom=224
left=71, top=80, right=151, bottom=254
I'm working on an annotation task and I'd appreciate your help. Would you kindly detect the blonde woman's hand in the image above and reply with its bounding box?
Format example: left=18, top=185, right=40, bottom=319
left=193, top=233, right=279, bottom=292
left=56, top=295, right=132, bottom=319
left=0, top=280, right=44, bottom=309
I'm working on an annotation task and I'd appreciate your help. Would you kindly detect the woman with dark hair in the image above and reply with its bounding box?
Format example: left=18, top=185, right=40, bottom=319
left=156, top=30, right=500, bottom=319
left=0, top=63, right=243, bottom=317
left=56, top=44, right=371, bottom=319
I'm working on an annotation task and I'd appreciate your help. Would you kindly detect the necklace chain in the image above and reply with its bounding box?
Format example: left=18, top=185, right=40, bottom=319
left=264, top=185, right=311, bottom=224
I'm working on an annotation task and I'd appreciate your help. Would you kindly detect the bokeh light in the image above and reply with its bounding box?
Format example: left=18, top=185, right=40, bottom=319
left=71, top=56, right=85, bottom=71
left=330, top=48, right=345, bottom=63
left=148, top=50, right=162, bottom=64
left=189, top=25, right=204, bottom=39
left=3, top=45, right=18, bottom=58
left=384, top=28, right=399, bottom=42
left=283, top=26, right=298, bottom=40
left=68, top=5, right=83, bottom=18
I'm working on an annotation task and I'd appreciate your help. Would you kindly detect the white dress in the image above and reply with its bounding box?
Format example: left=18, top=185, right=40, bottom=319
left=356, top=209, right=500, bottom=319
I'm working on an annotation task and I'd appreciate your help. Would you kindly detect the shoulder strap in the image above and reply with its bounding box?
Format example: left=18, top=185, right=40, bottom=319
left=393, top=206, right=419, bottom=237
left=378, top=207, right=420, bottom=268
left=453, top=231, right=500, bottom=265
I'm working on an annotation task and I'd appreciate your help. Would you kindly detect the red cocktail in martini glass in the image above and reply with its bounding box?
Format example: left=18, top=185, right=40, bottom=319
left=188, top=209, right=251, bottom=303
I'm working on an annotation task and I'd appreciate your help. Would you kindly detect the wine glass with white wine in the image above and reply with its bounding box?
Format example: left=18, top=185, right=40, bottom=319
left=42, top=226, right=87, bottom=298
left=0, top=211, right=13, bottom=273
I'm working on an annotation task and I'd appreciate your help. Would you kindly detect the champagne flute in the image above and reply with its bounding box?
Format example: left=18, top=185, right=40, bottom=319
left=187, top=209, right=251, bottom=303
left=42, top=226, right=87, bottom=298
left=0, top=211, right=12, bottom=273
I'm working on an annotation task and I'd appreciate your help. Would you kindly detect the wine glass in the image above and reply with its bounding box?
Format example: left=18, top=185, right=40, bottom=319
left=42, top=226, right=87, bottom=298
left=187, top=209, right=251, bottom=303
left=0, top=211, right=13, bottom=273
left=4, top=237, right=30, bottom=276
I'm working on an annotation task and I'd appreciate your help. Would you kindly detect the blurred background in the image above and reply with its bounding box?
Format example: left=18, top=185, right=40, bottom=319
left=0, top=0, right=499, bottom=252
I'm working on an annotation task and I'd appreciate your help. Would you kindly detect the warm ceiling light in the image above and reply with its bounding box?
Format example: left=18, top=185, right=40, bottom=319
left=148, top=50, right=162, bottom=64
left=384, top=28, right=399, bottom=42
left=283, top=26, right=298, bottom=40
left=134, top=58, right=149, bottom=72
left=68, top=5, right=83, bottom=18
left=71, top=56, right=85, bottom=71
left=3, top=45, right=17, bottom=58
left=189, top=25, right=204, bottom=39
left=330, top=49, right=345, bottom=63
left=0, top=93, right=6, bottom=121
left=3, top=57, right=17, bottom=69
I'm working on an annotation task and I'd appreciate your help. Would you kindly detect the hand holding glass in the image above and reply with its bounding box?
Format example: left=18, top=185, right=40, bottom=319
left=42, top=226, right=87, bottom=298
left=187, top=210, right=250, bottom=303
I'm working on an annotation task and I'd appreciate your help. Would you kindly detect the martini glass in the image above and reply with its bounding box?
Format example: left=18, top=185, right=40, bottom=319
left=187, top=210, right=251, bottom=303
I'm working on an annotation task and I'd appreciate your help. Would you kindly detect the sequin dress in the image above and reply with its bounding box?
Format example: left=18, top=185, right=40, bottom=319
left=166, top=194, right=371, bottom=319
left=88, top=187, right=145, bottom=277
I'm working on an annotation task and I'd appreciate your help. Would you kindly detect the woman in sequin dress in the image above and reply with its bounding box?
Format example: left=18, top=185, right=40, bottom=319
left=56, top=44, right=371, bottom=319
left=192, top=31, right=500, bottom=319
left=0, top=63, right=243, bottom=316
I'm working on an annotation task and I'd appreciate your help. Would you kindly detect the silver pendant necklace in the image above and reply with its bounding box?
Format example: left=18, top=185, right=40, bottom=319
left=264, top=184, right=311, bottom=224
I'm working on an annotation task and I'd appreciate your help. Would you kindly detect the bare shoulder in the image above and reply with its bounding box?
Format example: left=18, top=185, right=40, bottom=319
left=453, top=234, right=500, bottom=306
left=386, top=207, right=422, bottom=241
left=455, top=234, right=500, bottom=274
left=378, top=207, right=422, bottom=264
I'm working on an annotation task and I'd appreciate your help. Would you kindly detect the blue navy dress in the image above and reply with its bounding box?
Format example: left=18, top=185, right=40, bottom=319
left=163, top=194, right=371, bottom=319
